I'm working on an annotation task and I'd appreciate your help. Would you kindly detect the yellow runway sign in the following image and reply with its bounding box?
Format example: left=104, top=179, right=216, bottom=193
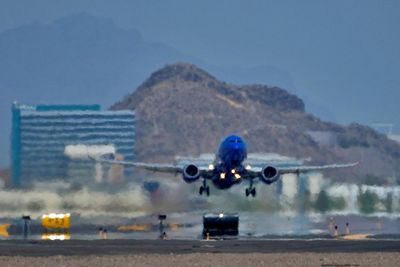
left=0, top=224, right=11, bottom=237
left=42, top=213, right=71, bottom=229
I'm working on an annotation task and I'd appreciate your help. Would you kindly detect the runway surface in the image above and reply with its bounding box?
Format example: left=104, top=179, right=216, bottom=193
left=0, top=239, right=399, bottom=256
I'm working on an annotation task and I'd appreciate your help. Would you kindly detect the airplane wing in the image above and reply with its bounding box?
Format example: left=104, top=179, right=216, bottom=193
left=90, top=155, right=214, bottom=175
left=91, top=157, right=183, bottom=173
left=277, top=162, right=359, bottom=174
left=246, top=161, right=359, bottom=178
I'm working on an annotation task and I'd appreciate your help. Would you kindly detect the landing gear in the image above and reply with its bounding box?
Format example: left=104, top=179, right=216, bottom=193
left=251, top=187, right=256, bottom=197
left=245, top=187, right=256, bottom=197
left=245, top=180, right=256, bottom=197
left=199, top=179, right=210, bottom=196
left=199, top=186, right=210, bottom=196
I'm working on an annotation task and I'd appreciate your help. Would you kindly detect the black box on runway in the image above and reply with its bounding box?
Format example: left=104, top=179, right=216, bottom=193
left=203, top=213, right=239, bottom=237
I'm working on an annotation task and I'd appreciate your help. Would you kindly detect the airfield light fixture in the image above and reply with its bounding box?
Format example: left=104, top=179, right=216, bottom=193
left=41, top=233, right=71, bottom=241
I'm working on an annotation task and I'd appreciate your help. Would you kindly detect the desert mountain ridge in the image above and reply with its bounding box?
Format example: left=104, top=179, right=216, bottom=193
left=112, top=63, right=400, bottom=184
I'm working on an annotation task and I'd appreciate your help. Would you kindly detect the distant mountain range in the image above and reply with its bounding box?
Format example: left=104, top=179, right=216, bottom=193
left=0, top=13, right=295, bottom=167
left=112, top=63, right=400, bottom=184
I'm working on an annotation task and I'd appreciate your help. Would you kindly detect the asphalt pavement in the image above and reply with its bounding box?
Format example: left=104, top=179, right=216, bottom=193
left=0, top=239, right=399, bottom=256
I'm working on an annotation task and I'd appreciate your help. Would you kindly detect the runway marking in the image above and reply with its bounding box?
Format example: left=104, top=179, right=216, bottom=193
left=200, top=245, right=215, bottom=248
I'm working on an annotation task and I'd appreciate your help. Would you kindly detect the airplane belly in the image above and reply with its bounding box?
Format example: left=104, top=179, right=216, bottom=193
left=212, top=174, right=242, bottom=189
left=212, top=179, right=233, bottom=189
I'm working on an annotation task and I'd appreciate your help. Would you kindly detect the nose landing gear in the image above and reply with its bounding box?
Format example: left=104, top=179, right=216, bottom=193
left=245, top=187, right=256, bottom=197
left=245, top=180, right=256, bottom=197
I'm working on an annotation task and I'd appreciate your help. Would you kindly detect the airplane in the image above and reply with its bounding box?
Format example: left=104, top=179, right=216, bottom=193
left=94, top=135, right=358, bottom=197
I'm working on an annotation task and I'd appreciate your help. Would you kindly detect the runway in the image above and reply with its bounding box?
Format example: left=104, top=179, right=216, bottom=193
left=0, top=239, right=399, bottom=256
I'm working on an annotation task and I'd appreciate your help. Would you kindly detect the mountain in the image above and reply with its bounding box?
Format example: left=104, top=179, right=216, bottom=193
left=112, top=63, right=400, bottom=184
left=0, top=12, right=187, bottom=103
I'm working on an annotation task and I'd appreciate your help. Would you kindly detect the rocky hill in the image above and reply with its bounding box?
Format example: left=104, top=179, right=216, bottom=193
left=111, top=63, right=400, bottom=184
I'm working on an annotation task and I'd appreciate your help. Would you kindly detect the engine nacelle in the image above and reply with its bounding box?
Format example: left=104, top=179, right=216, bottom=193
left=182, top=164, right=200, bottom=183
left=260, top=166, right=280, bottom=184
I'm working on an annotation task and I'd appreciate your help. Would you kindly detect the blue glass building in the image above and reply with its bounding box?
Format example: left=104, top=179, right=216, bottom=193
left=11, top=102, right=135, bottom=187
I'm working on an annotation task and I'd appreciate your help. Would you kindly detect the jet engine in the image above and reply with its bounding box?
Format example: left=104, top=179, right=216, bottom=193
left=260, top=166, right=280, bottom=184
left=182, top=164, right=200, bottom=183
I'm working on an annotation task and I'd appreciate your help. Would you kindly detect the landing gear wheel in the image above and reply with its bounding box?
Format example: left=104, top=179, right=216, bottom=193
left=251, top=188, right=256, bottom=197
left=245, top=188, right=250, bottom=197
left=199, top=186, right=204, bottom=195
left=199, top=186, right=210, bottom=196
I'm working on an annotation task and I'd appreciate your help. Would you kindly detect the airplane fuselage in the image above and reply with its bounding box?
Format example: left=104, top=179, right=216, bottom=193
left=212, top=135, right=247, bottom=189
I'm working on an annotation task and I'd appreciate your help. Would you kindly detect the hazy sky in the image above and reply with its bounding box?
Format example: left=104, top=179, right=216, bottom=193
left=0, top=0, right=399, bottom=168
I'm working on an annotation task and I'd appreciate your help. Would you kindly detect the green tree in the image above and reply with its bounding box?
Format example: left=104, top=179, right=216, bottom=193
left=315, top=190, right=330, bottom=213
left=330, top=197, right=346, bottom=210
left=384, top=193, right=393, bottom=213
left=358, top=190, right=378, bottom=214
